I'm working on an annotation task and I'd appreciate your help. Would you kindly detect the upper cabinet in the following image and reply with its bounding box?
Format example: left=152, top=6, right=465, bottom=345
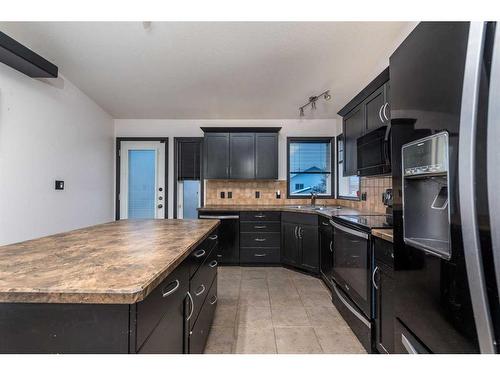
left=202, top=128, right=280, bottom=180
left=338, top=68, right=390, bottom=176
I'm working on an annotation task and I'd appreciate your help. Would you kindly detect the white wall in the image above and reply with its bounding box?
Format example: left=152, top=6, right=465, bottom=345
left=115, top=119, right=342, bottom=218
left=0, top=64, right=115, bottom=245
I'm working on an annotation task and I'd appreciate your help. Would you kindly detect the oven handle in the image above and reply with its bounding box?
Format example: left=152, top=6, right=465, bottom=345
left=332, top=284, right=371, bottom=328
left=330, top=221, right=368, bottom=239
left=199, top=215, right=240, bottom=219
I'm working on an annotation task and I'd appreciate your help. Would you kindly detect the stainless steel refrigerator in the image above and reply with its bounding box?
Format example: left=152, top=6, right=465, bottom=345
left=390, top=21, right=500, bottom=353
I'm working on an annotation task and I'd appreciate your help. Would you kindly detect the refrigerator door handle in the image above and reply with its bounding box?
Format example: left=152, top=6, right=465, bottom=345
left=458, top=21, right=496, bottom=354
left=487, top=21, right=500, bottom=333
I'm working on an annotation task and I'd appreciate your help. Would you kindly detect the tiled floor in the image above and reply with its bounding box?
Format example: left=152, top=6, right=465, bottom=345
left=204, top=266, right=367, bottom=354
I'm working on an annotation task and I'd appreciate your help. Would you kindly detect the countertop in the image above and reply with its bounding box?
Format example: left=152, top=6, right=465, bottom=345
left=0, top=219, right=219, bottom=305
left=198, top=204, right=371, bottom=218
left=371, top=229, right=394, bottom=243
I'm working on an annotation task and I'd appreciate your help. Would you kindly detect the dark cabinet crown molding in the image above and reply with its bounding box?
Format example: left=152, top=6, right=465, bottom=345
left=338, top=67, right=389, bottom=117
left=201, top=127, right=281, bottom=133
left=0, top=31, right=58, bottom=78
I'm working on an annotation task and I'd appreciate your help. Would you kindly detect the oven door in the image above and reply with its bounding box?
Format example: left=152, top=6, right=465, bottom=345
left=331, top=220, right=372, bottom=317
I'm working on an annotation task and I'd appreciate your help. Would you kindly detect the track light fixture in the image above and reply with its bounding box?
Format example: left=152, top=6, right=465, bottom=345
left=299, top=90, right=331, bottom=117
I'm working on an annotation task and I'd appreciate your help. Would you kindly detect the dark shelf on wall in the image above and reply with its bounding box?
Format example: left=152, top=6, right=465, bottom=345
left=0, top=31, right=58, bottom=78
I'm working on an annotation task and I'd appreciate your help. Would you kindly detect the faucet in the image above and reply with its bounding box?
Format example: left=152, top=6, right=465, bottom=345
left=310, top=192, right=317, bottom=207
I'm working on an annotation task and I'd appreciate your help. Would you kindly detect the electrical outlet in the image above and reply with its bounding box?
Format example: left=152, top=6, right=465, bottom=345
left=227, top=191, right=232, bottom=199
left=55, top=180, right=65, bottom=190
left=361, top=192, right=367, bottom=201
left=255, top=191, right=260, bottom=199
left=220, top=191, right=225, bottom=199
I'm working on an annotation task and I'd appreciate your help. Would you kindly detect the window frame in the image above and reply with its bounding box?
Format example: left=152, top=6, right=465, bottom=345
left=336, top=134, right=361, bottom=201
left=286, top=137, right=335, bottom=199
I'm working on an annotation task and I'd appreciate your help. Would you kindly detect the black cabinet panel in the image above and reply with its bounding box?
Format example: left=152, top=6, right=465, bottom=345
left=255, top=133, right=278, bottom=179
left=320, top=223, right=333, bottom=286
left=343, top=106, right=365, bottom=176
left=189, top=278, right=217, bottom=354
left=299, top=225, right=319, bottom=273
left=204, top=133, right=230, bottom=179
left=281, top=212, right=317, bottom=225
left=229, top=133, right=255, bottom=179
left=240, top=232, right=281, bottom=248
left=240, top=211, right=281, bottom=222
left=365, top=86, right=386, bottom=132
left=240, top=221, right=281, bottom=233
left=281, top=222, right=300, bottom=266
left=240, top=247, right=280, bottom=264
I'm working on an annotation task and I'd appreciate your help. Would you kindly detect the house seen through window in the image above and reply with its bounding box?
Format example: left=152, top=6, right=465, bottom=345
left=287, top=138, right=334, bottom=198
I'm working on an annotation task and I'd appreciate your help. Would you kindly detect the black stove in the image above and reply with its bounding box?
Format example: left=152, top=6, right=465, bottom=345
left=334, top=214, right=393, bottom=232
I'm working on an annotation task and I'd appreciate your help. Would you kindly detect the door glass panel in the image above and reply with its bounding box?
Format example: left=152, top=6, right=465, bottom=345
left=182, top=181, right=200, bottom=219
left=128, top=150, right=156, bottom=219
left=333, top=228, right=368, bottom=300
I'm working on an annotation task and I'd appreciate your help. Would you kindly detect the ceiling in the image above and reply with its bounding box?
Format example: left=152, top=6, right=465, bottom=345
left=0, top=22, right=415, bottom=119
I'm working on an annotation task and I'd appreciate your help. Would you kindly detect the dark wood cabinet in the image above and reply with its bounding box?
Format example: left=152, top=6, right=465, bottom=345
left=339, top=68, right=390, bottom=176
left=373, top=237, right=395, bottom=354
left=240, top=211, right=281, bottom=265
left=202, top=128, right=279, bottom=180
left=281, top=213, right=319, bottom=274
left=319, top=218, right=333, bottom=287
left=204, top=133, right=230, bottom=179
left=255, top=133, right=278, bottom=179
left=229, top=133, right=255, bottom=179
left=343, top=106, right=365, bottom=176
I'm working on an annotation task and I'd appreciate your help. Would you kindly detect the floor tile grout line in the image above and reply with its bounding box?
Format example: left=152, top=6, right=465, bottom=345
left=266, top=269, right=279, bottom=354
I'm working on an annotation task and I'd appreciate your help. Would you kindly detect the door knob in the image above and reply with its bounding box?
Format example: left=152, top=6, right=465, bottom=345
left=157, top=204, right=163, bottom=209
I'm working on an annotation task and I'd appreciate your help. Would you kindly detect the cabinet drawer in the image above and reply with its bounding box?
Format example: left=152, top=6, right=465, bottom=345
left=189, top=277, right=217, bottom=354
left=136, top=261, right=189, bottom=350
left=374, top=237, right=394, bottom=267
left=189, top=249, right=218, bottom=327
left=282, top=212, right=317, bottom=225
left=189, top=231, right=218, bottom=278
left=240, top=211, right=281, bottom=222
left=240, top=247, right=280, bottom=264
left=240, top=221, right=281, bottom=233
left=240, top=232, right=280, bottom=247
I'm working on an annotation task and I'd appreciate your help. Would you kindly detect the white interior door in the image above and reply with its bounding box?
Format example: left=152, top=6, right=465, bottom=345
left=119, top=141, right=165, bottom=219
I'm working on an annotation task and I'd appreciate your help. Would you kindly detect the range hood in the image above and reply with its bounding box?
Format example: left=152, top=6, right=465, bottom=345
left=0, top=31, right=58, bottom=78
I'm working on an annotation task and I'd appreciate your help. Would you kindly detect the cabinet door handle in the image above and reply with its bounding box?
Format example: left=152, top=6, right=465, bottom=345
left=294, top=226, right=298, bottom=239
left=254, top=225, right=267, bottom=229
left=195, top=284, right=206, bottom=296
left=194, top=249, right=206, bottom=258
left=210, top=295, right=218, bottom=305
left=329, top=240, right=333, bottom=253
left=209, top=234, right=218, bottom=240
left=254, top=253, right=267, bottom=257
left=298, top=227, right=303, bottom=239
left=372, top=266, right=379, bottom=290
left=255, top=238, right=266, bottom=242
left=186, top=291, right=194, bottom=321
left=322, top=222, right=330, bottom=226
left=379, top=104, right=384, bottom=122
left=383, top=103, right=389, bottom=121
left=209, top=260, right=218, bottom=268
left=162, top=279, right=180, bottom=298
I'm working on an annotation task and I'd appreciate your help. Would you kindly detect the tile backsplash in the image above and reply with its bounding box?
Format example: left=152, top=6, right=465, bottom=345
left=205, top=176, right=392, bottom=214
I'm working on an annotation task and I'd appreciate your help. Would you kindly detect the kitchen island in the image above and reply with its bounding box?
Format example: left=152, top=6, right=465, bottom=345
left=0, top=219, right=220, bottom=354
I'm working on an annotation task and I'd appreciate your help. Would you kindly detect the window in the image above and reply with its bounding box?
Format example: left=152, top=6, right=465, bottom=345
left=287, top=137, right=334, bottom=198
left=337, top=135, right=360, bottom=199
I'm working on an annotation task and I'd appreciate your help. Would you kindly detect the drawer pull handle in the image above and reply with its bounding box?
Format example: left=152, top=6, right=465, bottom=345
left=254, top=253, right=267, bottom=257
left=330, top=240, right=333, bottom=253
left=195, top=284, right=206, bottom=296
left=209, top=235, right=218, bottom=240
left=194, top=249, right=206, bottom=258
left=254, top=214, right=266, bottom=218
left=209, top=260, right=218, bottom=268
left=254, top=225, right=267, bottom=229
left=322, top=222, right=330, bottom=226
left=210, top=295, right=218, bottom=305
left=162, top=279, right=180, bottom=298
left=186, top=292, right=194, bottom=321
left=217, top=254, right=222, bottom=258
left=255, top=238, right=266, bottom=242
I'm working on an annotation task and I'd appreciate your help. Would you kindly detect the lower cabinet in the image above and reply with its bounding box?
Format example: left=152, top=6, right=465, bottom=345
left=319, top=217, right=333, bottom=288
left=239, top=211, right=281, bottom=265
left=281, top=212, right=319, bottom=274
left=373, top=237, right=395, bottom=354
left=189, top=277, right=218, bottom=354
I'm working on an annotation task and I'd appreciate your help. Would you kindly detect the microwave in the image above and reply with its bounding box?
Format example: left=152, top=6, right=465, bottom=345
left=356, top=125, right=391, bottom=176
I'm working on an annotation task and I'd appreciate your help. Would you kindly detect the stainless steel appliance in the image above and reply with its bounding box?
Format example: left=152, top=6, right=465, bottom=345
left=330, top=214, right=392, bottom=352
left=391, top=21, right=500, bottom=353
left=198, top=212, right=240, bottom=265
left=356, top=125, right=391, bottom=176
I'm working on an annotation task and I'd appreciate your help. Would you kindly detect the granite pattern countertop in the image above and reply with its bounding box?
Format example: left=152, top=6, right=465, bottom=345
left=371, top=229, right=394, bottom=243
left=0, top=219, right=219, bottom=304
left=198, top=204, right=372, bottom=218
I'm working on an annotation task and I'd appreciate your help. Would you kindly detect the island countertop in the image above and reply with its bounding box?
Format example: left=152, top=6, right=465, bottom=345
left=0, top=219, right=219, bottom=305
